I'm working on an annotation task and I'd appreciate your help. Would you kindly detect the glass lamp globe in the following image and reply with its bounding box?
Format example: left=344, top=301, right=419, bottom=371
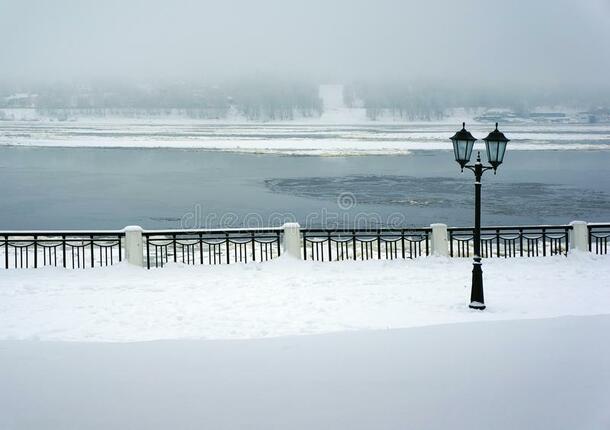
left=450, top=122, right=477, bottom=168
left=483, top=122, right=510, bottom=170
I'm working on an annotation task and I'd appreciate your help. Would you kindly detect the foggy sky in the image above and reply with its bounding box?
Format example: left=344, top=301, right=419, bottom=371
left=1, top=0, right=609, bottom=88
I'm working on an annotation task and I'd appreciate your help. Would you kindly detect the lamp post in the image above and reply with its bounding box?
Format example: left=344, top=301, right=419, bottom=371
left=450, top=122, right=509, bottom=310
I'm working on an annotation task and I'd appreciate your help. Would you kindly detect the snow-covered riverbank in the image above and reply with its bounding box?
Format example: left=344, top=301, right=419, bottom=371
left=1, top=253, right=609, bottom=342
left=2, top=252, right=609, bottom=429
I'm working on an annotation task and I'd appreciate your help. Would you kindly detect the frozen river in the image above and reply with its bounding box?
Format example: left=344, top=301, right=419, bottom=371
left=1, top=121, right=610, bottom=229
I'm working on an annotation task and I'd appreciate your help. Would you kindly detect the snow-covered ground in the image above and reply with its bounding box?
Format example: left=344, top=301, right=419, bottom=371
left=2, top=254, right=609, bottom=428
left=1, top=253, right=609, bottom=342
left=1, top=315, right=609, bottom=430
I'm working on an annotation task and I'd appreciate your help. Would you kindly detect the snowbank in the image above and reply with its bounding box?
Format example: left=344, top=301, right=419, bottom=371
left=1, top=253, right=609, bottom=342
left=1, top=315, right=609, bottom=430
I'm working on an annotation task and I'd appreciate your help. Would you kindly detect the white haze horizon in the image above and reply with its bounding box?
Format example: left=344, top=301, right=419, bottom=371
left=1, top=0, right=609, bottom=93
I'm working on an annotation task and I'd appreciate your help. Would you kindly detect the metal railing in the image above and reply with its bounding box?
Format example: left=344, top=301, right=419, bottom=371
left=448, top=225, right=571, bottom=258
left=143, top=228, right=282, bottom=269
left=302, top=228, right=430, bottom=261
left=589, top=224, right=610, bottom=255
left=0, top=231, right=124, bottom=269
left=2, top=222, right=608, bottom=270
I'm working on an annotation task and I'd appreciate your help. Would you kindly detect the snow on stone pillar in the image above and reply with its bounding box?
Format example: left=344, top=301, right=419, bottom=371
left=282, top=222, right=302, bottom=259
left=430, top=223, right=449, bottom=257
left=569, top=221, right=588, bottom=252
left=124, top=225, right=144, bottom=266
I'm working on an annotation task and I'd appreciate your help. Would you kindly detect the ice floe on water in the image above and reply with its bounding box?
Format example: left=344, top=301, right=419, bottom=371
left=265, top=175, right=610, bottom=219
left=1, top=120, right=609, bottom=156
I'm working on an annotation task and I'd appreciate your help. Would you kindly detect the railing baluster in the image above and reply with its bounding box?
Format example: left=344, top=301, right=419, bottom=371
left=542, top=229, right=546, bottom=257
left=519, top=229, right=523, bottom=257
left=225, top=233, right=230, bottom=264
left=33, top=235, right=38, bottom=268
left=4, top=235, right=8, bottom=269
left=276, top=231, right=281, bottom=257
left=118, top=235, right=122, bottom=262
left=146, top=236, right=151, bottom=269
left=425, top=233, right=429, bottom=256
left=90, top=235, right=95, bottom=268
left=62, top=235, right=66, bottom=268
left=173, top=234, right=177, bottom=263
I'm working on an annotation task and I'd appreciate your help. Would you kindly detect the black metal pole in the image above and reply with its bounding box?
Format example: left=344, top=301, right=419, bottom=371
left=470, top=153, right=485, bottom=310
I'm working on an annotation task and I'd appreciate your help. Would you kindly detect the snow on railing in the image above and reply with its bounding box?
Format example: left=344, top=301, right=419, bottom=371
left=0, top=220, right=604, bottom=269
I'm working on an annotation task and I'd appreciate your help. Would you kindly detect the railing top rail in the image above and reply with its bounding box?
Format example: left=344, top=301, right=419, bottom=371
left=142, top=227, right=284, bottom=235
left=448, top=224, right=573, bottom=231
left=0, top=230, right=126, bottom=237
left=302, top=227, right=432, bottom=233
left=1, top=224, right=590, bottom=237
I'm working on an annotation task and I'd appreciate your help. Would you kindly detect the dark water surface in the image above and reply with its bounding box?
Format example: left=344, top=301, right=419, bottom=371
left=1, top=146, right=609, bottom=229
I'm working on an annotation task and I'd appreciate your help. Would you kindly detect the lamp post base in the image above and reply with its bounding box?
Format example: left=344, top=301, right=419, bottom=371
left=470, top=256, right=485, bottom=310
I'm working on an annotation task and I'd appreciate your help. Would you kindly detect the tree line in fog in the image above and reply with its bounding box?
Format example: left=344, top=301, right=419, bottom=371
left=1, top=79, right=608, bottom=121
left=345, top=82, right=610, bottom=121
left=0, top=79, right=323, bottom=121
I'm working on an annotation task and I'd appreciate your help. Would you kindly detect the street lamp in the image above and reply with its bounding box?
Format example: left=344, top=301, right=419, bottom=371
left=450, top=122, right=509, bottom=310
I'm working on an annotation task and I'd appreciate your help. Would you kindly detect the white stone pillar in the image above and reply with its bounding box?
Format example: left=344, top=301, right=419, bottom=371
left=430, top=223, right=449, bottom=257
left=124, top=225, right=144, bottom=266
left=282, top=222, right=302, bottom=259
left=569, top=221, right=588, bottom=252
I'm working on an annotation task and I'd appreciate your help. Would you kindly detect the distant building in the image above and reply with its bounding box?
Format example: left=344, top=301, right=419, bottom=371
left=4, top=93, right=38, bottom=108
left=577, top=108, right=610, bottom=124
